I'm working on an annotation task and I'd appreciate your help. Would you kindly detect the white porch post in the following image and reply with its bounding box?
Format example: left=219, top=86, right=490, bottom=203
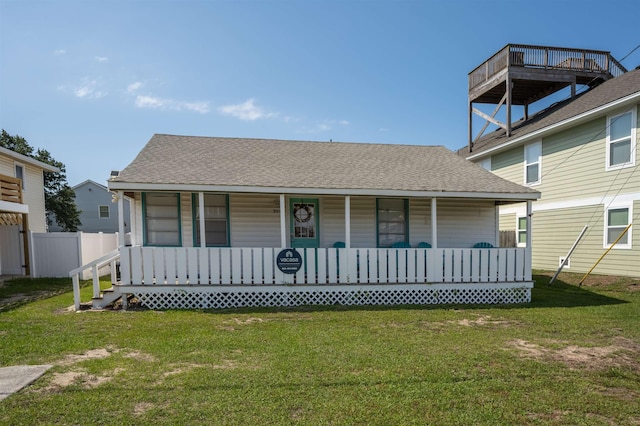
left=345, top=195, right=351, bottom=249
left=117, top=190, right=125, bottom=248
left=495, top=205, right=500, bottom=247
left=128, top=195, right=136, bottom=246
left=526, top=200, right=533, bottom=279
left=431, top=197, right=438, bottom=248
left=198, top=192, right=206, bottom=247
left=280, top=194, right=287, bottom=248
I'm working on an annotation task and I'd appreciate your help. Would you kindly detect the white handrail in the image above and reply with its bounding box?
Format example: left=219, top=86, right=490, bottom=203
left=70, top=249, right=120, bottom=311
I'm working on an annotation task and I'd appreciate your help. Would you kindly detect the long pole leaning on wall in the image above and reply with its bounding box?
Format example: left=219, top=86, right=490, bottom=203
left=579, top=223, right=633, bottom=287
left=549, top=225, right=588, bottom=285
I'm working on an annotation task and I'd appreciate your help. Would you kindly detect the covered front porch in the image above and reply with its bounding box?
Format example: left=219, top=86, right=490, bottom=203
left=73, top=191, right=534, bottom=310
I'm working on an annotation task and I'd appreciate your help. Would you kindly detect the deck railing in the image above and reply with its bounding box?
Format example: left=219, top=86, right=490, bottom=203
left=0, top=174, right=22, bottom=204
left=469, top=44, right=627, bottom=91
left=119, top=246, right=531, bottom=286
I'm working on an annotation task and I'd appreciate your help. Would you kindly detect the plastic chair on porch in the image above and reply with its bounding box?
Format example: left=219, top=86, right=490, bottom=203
left=472, top=242, right=494, bottom=248
left=417, top=242, right=431, bottom=248
left=333, top=241, right=346, bottom=248
left=391, top=241, right=411, bottom=248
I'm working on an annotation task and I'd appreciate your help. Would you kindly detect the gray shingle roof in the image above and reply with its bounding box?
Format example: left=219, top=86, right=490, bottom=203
left=111, top=134, right=538, bottom=198
left=458, top=68, right=640, bottom=157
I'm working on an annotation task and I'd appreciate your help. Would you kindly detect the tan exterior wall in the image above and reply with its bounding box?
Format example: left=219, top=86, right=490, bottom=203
left=531, top=202, right=639, bottom=277
left=0, top=153, right=48, bottom=232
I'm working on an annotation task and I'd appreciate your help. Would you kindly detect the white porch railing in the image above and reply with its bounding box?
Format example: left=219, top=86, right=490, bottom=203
left=70, top=249, right=120, bottom=310
left=119, top=247, right=531, bottom=286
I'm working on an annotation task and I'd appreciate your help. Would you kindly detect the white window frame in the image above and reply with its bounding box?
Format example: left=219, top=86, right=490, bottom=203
left=480, top=157, right=491, bottom=171
left=524, top=141, right=541, bottom=186
left=606, top=109, right=636, bottom=171
left=14, top=162, right=25, bottom=190
left=516, top=216, right=527, bottom=247
left=98, top=205, right=110, bottom=219
left=603, top=203, right=633, bottom=249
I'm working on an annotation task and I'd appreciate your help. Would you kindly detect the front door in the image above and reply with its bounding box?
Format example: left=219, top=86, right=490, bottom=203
left=290, top=198, right=319, bottom=248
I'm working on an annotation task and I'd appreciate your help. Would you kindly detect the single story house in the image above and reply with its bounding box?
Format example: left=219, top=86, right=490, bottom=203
left=87, top=134, right=540, bottom=310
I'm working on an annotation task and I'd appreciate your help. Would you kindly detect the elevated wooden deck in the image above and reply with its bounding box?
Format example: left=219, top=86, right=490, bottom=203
left=469, top=44, right=627, bottom=105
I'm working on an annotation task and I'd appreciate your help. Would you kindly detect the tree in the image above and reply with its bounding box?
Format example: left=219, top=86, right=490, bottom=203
left=1, top=129, right=81, bottom=231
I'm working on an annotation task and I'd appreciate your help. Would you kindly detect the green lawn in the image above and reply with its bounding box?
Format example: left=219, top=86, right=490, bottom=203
left=0, top=272, right=638, bottom=425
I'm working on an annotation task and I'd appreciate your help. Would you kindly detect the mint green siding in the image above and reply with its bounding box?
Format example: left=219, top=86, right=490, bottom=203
left=482, top=103, right=640, bottom=277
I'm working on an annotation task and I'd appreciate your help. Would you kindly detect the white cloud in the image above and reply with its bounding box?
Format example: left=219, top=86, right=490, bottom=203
left=135, top=95, right=166, bottom=109
left=127, top=82, right=143, bottom=94
left=338, top=120, right=350, bottom=126
left=218, top=98, right=277, bottom=121
left=182, top=101, right=210, bottom=114
left=95, top=56, right=109, bottom=62
left=54, top=49, right=66, bottom=55
left=74, top=79, right=106, bottom=99
left=134, top=95, right=209, bottom=114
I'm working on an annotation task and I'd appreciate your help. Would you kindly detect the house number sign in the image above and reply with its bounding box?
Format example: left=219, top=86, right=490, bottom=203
left=276, top=249, right=303, bottom=274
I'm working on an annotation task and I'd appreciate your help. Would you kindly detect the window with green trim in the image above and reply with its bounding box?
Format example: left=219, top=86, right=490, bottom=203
left=377, top=198, right=408, bottom=247
left=193, top=194, right=229, bottom=246
left=517, top=216, right=527, bottom=247
left=143, top=193, right=180, bottom=246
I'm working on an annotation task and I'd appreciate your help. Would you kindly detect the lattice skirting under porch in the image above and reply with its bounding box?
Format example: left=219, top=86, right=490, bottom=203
left=126, top=283, right=533, bottom=310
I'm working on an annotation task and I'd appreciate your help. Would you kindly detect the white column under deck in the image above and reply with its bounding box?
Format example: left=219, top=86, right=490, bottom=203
left=198, top=192, right=206, bottom=247
left=280, top=194, right=287, bottom=248
left=345, top=195, right=351, bottom=249
left=431, top=197, right=438, bottom=249
left=117, top=190, right=125, bottom=248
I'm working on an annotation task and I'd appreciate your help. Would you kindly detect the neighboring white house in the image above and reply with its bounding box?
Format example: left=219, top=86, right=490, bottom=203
left=49, top=179, right=130, bottom=234
left=83, top=134, right=541, bottom=310
left=0, top=145, right=58, bottom=276
left=461, top=47, right=639, bottom=277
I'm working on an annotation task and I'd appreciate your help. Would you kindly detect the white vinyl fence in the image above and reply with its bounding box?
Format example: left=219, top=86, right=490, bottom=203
left=31, top=232, right=119, bottom=278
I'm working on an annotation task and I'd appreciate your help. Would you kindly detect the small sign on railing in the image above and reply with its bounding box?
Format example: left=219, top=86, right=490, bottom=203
left=276, top=249, right=302, bottom=274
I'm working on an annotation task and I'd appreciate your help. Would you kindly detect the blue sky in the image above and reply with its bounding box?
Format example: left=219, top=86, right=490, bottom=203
left=1, top=0, right=639, bottom=186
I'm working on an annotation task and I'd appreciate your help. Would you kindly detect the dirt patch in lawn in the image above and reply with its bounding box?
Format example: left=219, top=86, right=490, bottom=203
left=42, top=368, right=125, bottom=391
left=33, top=346, right=157, bottom=393
left=508, top=337, right=640, bottom=371
left=450, top=314, right=515, bottom=327
left=57, top=347, right=117, bottom=366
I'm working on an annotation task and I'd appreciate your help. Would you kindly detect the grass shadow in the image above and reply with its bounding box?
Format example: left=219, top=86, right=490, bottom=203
left=200, top=273, right=629, bottom=316
left=0, top=277, right=77, bottom=313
